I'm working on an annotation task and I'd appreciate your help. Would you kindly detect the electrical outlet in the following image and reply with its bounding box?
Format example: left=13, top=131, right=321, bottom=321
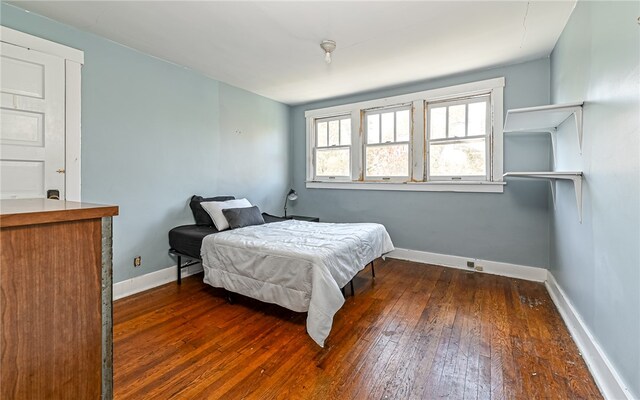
left=475, top=265, right=484, bottom=272
left=134, top=256, right=141, bottom=267
left=466, top=260, right=475, bottom=269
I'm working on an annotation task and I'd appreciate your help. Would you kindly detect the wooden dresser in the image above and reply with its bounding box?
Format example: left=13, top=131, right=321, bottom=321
left=0, top=199, right=118, bottom=399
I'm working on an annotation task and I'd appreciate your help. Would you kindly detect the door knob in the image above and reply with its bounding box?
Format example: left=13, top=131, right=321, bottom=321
left=56, top=168, right=65, bottom=174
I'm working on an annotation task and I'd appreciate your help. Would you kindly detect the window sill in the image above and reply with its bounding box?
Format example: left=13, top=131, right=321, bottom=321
left=305, top=180, right=505, bottom=193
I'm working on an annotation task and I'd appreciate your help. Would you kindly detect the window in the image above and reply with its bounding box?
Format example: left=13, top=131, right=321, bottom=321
left=427, top=95, right=490, bottom=181
left=364, top=106, right=411, bottom=180
left=313, top=116, right=351, bottom=179
left=305, top=78, right=504, bottom=193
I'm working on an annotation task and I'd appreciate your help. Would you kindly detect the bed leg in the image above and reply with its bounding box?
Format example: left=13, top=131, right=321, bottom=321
left=350, top=280, right=355, bottom=296
left=177, top=255, right=182, bottom=285
left=225, top=290, right=234, bottom=304
left=371, top=261, right=375, bottom=278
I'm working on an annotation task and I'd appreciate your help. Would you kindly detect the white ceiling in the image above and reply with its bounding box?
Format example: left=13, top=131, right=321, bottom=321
left=11, top=1, right=576, bottom=105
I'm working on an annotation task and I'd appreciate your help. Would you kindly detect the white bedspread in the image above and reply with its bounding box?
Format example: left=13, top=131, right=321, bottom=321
left=200, top=220, right=394, bottom=347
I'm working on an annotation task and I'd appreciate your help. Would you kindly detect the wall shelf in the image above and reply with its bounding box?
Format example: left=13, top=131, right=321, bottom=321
left=503, top=172, right=583, bottom=222
left=503, top=102, right=584, bottom=162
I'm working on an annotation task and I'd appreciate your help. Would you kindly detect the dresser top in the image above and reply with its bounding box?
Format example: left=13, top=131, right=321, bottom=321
left=0, top=199, right=118, bottom=228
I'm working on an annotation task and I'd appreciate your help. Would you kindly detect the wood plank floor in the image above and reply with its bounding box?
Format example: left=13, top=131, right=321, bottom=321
left=113, top=259, right=602, bottom=399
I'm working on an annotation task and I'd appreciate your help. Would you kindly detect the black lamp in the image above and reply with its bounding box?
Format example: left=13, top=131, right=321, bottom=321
left=283, top=189, right=298, bottom=218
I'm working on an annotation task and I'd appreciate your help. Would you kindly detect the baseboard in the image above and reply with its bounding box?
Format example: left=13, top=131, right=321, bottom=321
left=386, top=247, right=548, bottom=282
left=113, top=262, right=203, bottom=301
left=546, top=272, right=634, bottom=400
left=113, top=248, right=544, bottom=300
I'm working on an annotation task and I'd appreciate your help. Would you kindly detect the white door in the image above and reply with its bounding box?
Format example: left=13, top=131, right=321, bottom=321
left=0, top=42, right=66, bottom=199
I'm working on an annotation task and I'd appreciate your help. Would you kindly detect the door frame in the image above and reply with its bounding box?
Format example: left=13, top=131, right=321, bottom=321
left=1, top=26, right=84, bottom=201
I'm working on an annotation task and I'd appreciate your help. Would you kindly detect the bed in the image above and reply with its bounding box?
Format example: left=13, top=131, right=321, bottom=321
left=200, top=219, right=393, bottom=346
left=169, top=196, right=394, bottom=346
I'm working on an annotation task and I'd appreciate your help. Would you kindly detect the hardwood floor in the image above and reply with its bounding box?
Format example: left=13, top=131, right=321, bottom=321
left=113, top=259, right=602, bottom=399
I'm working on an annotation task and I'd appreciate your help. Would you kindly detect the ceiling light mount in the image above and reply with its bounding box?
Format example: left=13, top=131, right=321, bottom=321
left=320, top=40, right=336, bottom=64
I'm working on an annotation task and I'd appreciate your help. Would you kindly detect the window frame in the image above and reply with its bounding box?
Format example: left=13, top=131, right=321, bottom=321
left=363, top=104, right=413, bottom=182
left=426, top=94, right=492, bottom=182
left=305, top=77, right=505, bottom=193
left=312, top=115, right=352, bottom=180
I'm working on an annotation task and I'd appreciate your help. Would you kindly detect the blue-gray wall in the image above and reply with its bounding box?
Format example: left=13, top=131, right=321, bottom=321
left=290, top=59, right=553, bottom=268
left=4, top=2, right=639, bottom=393
left=550, top=1, right=640, bottom=397
left=1, top=4, right=290, bottom=283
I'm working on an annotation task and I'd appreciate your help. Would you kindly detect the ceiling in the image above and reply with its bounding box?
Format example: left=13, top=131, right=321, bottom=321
left=10, top=1, right=576, bottom=105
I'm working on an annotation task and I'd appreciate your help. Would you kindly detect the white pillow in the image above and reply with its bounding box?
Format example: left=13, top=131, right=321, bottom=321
left=201, top=198, right=252, bottom=231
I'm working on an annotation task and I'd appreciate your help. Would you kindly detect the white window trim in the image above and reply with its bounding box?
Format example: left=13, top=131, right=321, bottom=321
left=305, top=180, right=506, bottom=193
left=1, top=26, right=84, bottom=201
left=305, top=77, right=505, bottom=193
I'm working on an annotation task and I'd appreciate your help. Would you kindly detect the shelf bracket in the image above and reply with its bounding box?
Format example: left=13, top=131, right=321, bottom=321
left=503, top=172, right=583, bottom=223
left=574, top=106, right=583, bottom=154
left=546, top=129, right=557, bottom=169
left=503, top=102, right=584, bottom=156
left=572, top=174, right=583, bottom=223
left=552, top=175, right=582, bottom=223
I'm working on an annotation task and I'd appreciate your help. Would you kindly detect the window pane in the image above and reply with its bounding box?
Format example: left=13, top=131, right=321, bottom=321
left=430, top=139, right=486, bottom=176
left=396, top=110, right=410, bottom=141
left=448, top=104, right=466, bottom=137
left=340, top=118, right=351, bottom=145
left=381, top=112, right=394, bottom=143
left=366, top=144, right=409, bottom=177
left=468, top=101, right=487, bottom=137
left=367, top=114, right=380, bottom=144
left=317, top=122, right=327, bottom=147
left=316, top=148, right=350, bottom=176
left=328, top=120, right=340, bottom=146
left=430, top=107, right=446, bottom=139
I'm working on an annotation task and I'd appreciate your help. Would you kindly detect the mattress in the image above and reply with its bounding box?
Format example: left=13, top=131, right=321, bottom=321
left=169, top=213, right=286, bottom=259
left=200, top=219, right=394, bottom=347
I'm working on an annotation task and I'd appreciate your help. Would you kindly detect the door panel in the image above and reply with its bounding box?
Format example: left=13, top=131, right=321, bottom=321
left=0, top=55, right=45, bottom=98
left=1, top=108, right=44, bottom=146
left=0, top=42, right=65, bottom=199
left=0, top=160, right=45, bottom=198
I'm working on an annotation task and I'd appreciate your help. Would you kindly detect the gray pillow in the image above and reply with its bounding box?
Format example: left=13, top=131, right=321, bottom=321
left=222, top=206, right=265, bottom=229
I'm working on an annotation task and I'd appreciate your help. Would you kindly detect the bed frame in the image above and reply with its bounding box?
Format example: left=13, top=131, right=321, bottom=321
left=169, top=248, right=375, bottom=297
